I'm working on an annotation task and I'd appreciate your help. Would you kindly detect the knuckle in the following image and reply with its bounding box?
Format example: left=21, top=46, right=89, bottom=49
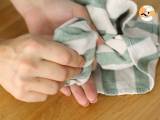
left=50, top=83, right=59, bottom=95
left=24, top=39, right=41, bottom=53
left=18, top=59, right=36, bottom=76
left=62, top=51, right=72, bottom=65
left=60, top=66, right=69, bottom=81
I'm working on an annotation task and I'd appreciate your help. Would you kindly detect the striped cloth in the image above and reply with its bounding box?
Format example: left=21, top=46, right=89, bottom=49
left=53, top=0, right=160, bottom=95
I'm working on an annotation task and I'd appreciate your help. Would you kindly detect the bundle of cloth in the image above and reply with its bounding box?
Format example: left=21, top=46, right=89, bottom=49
left=53, top=0, right=160, bottom=95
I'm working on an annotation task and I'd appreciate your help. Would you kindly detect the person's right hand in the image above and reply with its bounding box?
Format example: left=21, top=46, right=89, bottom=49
left=0, top=34, right=84, bottom=102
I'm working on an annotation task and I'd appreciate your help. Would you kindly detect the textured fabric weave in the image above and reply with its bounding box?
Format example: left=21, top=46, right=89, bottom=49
left=53, top=0, right=160, bottom=95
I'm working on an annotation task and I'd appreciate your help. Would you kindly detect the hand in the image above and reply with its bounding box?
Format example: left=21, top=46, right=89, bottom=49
left=11, top=0, right=95, bottom=35
left=60, top=75, right=98, bottom=107
left=0, top=34, right=84, bottom=102
left=11, top=0, right=99, bottom=106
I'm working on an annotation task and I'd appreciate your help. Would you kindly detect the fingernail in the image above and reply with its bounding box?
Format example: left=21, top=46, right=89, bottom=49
left=79, top=56, right=85, bottom=67
left=83, top=102, right=90, bottom=107
left=90, top=98, right=97, bottom=104
left=65, top=92, right=71, bottom=96
left=77, top=68, right=82, bottom=74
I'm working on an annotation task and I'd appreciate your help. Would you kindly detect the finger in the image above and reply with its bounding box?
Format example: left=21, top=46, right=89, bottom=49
left=92, top=58, right=97, bottom=71
left=37, top=38, right=85, bottom=67
left=70, top=85, right=90, bottom=107
left=60, top=86, right=71, bottom=96
left=72, top=4, right=94, bottom=28
left=18, top=91, right=48, bottom=103
left=96, top=36, right=105, bottom=45
left=82, top=76, right=98, bottom=104
left=25, top=77, right=60, bottom=95
left=35, top=60, right=81, bottom=81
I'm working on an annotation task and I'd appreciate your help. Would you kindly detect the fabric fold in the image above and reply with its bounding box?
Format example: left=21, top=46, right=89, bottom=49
left=53, top=0, right=160, bottom=95
left=54, top=18, right=98, bottom=85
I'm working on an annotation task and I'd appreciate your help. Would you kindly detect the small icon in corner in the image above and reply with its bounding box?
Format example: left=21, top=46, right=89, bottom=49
left=139, top=5, right=156, bottom=22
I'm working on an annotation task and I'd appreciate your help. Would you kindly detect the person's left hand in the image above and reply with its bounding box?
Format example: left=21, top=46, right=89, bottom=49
left=11, top=0, right=99, bottom=107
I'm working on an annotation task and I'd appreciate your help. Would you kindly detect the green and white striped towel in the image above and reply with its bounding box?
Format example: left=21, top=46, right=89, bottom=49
left=53, top=0, right=160, bottom=95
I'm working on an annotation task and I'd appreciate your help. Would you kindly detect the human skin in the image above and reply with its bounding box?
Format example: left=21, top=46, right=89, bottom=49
left=9, top=0, right=99, bottom=106
left=0, top=34, right=84, bottom=102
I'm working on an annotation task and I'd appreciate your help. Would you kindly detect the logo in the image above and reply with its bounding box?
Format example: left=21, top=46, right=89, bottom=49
left=139, top=5, right=156, bottom=22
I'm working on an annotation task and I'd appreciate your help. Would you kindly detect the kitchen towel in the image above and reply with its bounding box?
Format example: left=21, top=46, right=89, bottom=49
left=53, top=0, right=160, bottom=95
